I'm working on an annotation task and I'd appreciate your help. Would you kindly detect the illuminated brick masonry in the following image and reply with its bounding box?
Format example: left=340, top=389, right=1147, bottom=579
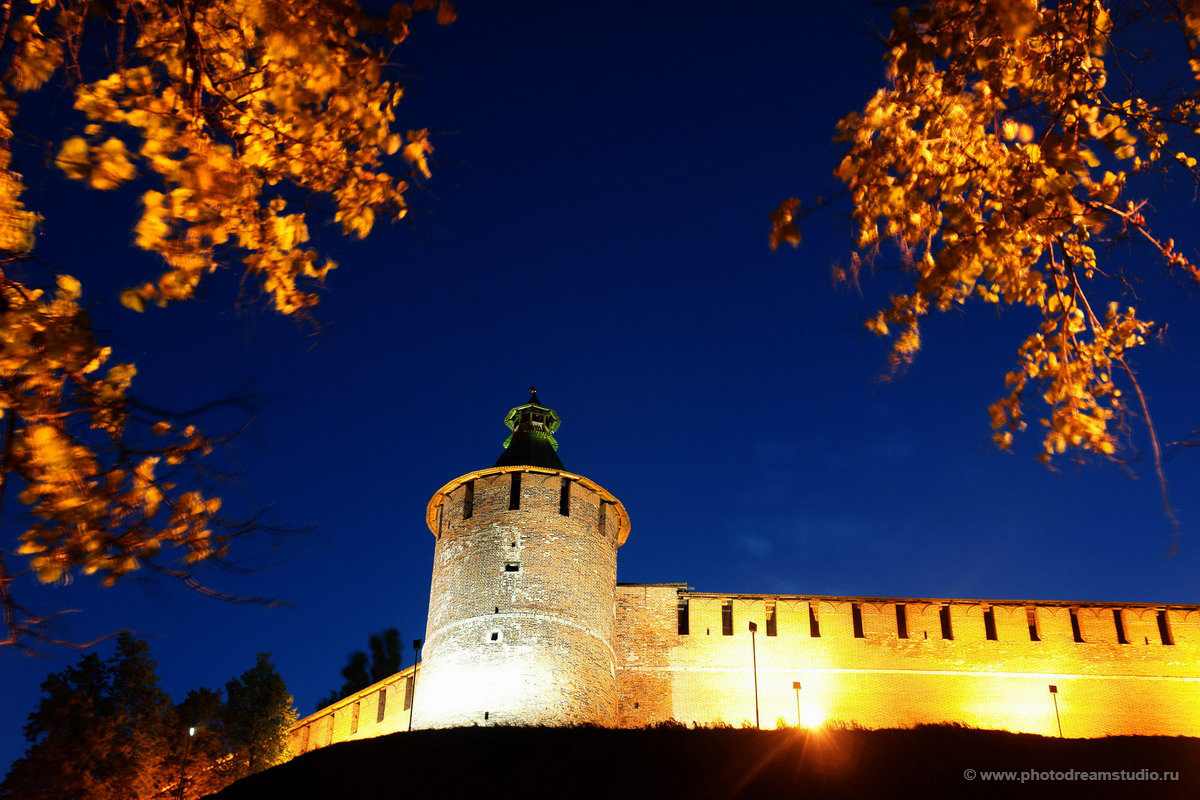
left=411, top=463, right=629, bottom=729
left=287, top=392, right=1200, bottom=755
left=616, top=587, right=1199, bottom=737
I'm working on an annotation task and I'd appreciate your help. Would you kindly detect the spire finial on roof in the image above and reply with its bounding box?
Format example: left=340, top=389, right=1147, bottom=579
left=494, top=388, right=563, bottom=469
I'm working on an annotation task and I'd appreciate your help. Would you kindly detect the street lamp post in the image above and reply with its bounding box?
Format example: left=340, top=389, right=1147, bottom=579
left=407, top=638, right=423, bottom=732
left=176, top=726, right=195, bottom=800
left=748, top=621, right=760, bottom=729
left=1049, top=684, right=1063, bottom=737
left=792, top=681, right=802, bottom=728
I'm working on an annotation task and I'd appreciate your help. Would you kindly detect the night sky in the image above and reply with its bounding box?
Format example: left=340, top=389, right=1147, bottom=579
left=4, top=0, right=1199, bottom=773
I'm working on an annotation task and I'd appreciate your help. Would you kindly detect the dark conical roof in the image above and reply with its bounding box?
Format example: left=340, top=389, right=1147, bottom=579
left=494, top=387, right=564, bottom=470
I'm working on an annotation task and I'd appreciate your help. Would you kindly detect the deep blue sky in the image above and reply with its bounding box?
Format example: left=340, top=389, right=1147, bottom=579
left=4, top=0, right=1199, bottom=773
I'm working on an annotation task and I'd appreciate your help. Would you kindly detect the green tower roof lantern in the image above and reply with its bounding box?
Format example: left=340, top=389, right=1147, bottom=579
left=494, top=387, right=564, bottom=470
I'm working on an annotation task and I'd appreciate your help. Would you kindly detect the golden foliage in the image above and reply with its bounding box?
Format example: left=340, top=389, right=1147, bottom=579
left=0, top=0, right=450, bottom=644
left=1, top=275, right=222, bottom=589
left=51, top=0, right=447, bottom=314
left=773, top=0, right=1200, bottom=463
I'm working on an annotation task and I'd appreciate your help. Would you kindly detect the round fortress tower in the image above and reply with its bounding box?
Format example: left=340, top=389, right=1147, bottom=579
left=411, top=390, right=631, bottom=728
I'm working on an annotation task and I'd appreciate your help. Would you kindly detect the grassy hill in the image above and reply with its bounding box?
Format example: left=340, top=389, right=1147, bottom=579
left=209, top=724, right=1199, bottom=799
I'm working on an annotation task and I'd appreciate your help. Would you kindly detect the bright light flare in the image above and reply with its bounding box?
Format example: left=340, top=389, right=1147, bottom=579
left=801, top=705, right=826, bottom=729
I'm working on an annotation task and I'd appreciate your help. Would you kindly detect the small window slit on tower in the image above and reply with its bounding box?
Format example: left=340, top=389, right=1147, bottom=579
left=1027, top=606, right=1041, bottom=642
left=462, top=481, right=474, bottom=520
left=504, top=561, right=520, bottom=573
left=983, top=607, right=998, bottom=641
left=376, top=688, right=387, bottom=723
left=559, top=478, right=571, bottom=516
left=677, top=596, right=690, bottom=635
left=721, top=600, right=734, bottom=636
left=509, top=472, right=521, bottom=510
left=766, top=602, right=777, bottom=637
left=896, top=603, right=909, bottom=639
left=809, top=603, right=821, bottom=638
left=598, top=501, right=608, bottom=536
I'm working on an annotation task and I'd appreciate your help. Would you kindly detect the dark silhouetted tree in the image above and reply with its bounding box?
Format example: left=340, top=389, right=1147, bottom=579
left=318, top=628, right=403, bottom=710
left=1, top=633, right=174, bottom=800
left=3, top=640, right=298, bottom=798
left=367, top=628, right=403, bottom=682
left=223, top=652, right=297, bottom=780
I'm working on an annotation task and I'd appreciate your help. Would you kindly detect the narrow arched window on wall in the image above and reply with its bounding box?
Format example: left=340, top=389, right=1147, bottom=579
left=1026, top=606, right=1041, bottom=641
left=677, top=596, right=690, bottom=635
left=1069, top=608, right=1085, bottom=643
left=721, top=600, right=734, bottom=636
left=559, top=478, right=571, bottom=515
left=983, top=607, right=998, bottom=641
left=598, top=501, right=607, bottom=536
left=509, top=472, right=521, bottom=510
left=1113, top=609, right=1129, bottom=644
left=939, top=605, right=954, bottom=640
left=851, top=603, right=865, bottom=638
left=376, top=687, right=387, bottom=722
left=896, top=604, right=909, bottom=639
left=809, top=603, right=821, bottom=638
left=463, top=481, right=475, bottom=520
left=1157, top=609, right=1174, bottom=645
left=766, top=602, right=777, bottom=637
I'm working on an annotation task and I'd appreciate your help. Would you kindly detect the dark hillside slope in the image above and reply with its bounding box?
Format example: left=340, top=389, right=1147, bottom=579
left=210, top=726, right=1199, bottom=800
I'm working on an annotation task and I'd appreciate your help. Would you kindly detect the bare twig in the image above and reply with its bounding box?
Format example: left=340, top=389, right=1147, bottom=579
left=1115, top=355, right=1183, bottom=555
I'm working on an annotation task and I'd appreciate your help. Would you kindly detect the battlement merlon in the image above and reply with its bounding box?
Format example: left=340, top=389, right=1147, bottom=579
left=634, top=586, right=1199, bottom=612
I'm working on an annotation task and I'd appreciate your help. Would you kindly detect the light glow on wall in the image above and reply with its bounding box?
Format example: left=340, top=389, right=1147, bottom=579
left=800, top=704, right=827, bottom=729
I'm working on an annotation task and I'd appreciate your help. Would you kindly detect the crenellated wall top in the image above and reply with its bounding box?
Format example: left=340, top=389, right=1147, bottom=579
left=666, top=588, right=1199, bottom=613
left=425, top=465, right=631, bottom=545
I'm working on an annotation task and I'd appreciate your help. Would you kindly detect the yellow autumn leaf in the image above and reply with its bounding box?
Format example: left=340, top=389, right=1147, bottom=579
left=55, top=273, right=81, bottom=299
left=120, top=288, right=146, bottom=312
left=55, top=137, right=90, bottom=180
left=90, top=138, right=136, bottom=190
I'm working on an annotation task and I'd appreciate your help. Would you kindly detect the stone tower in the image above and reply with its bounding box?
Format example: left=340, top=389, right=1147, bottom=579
left=411, top=390, right=631, bottom=728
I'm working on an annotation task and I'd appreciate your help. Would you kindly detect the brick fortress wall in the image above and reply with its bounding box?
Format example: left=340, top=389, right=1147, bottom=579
left=287, top=665, right=419, bottom=755
left=615, top=585, right=1200, bottom=737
